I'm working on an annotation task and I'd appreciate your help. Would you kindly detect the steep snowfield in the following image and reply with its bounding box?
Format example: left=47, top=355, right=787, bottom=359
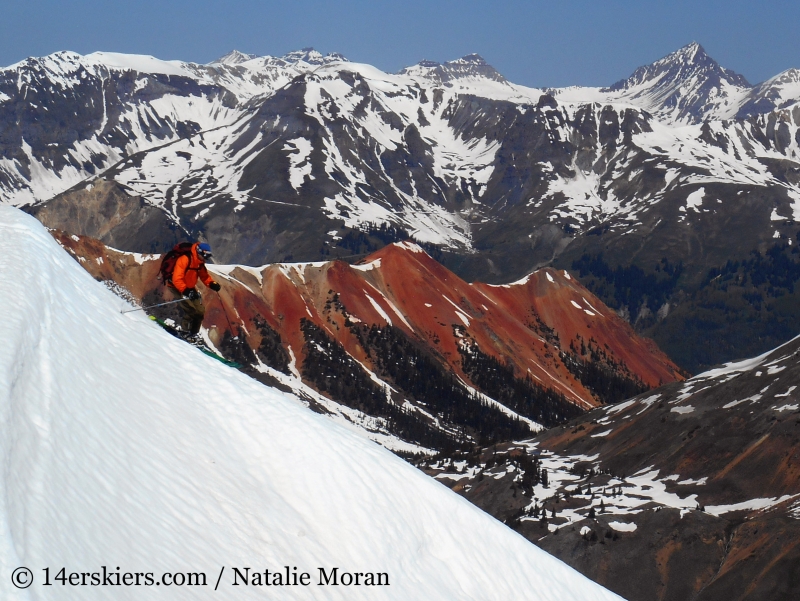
left=0, top=207, right=621, bottom=600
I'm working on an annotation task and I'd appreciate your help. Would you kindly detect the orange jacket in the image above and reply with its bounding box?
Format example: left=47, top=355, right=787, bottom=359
left=170, top=243, right=214, bottom=293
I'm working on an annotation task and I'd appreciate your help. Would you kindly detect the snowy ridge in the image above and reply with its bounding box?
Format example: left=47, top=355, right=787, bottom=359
left=0, top=206, right=622, bottom=600
left=2, top=43, right=800, bottom=275
left=736, top=68, right=800, bottom=118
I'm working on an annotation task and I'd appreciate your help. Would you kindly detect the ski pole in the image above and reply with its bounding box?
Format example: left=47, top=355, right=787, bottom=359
left=120, top=298, right=185, bottom=314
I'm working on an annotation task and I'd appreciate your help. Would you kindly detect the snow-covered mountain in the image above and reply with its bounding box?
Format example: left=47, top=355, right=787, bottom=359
left=4, top=43, right=796, bottom=272
left=423, top=333, right=800, bottom=601
left=554, top=42, right=752, bottom=123
left=212, top=50, right=258, bottom=65
left=0, top=206, right=624, bottom=600
left=737, top=67, right=800, bottom=118
left=398, top=53, right=509, bottom=85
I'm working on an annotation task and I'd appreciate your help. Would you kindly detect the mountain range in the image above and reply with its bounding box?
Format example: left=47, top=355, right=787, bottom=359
left=3, top=42, right=800, bottom=371
left=51, top=227, right=681, bottom=454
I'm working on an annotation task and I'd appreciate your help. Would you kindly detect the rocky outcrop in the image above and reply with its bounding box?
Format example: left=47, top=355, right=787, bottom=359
left=29, top=179, right=186, bottom=252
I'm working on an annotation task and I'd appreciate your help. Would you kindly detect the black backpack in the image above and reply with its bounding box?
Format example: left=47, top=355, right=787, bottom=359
left=158, top=242, right=195, bottom=286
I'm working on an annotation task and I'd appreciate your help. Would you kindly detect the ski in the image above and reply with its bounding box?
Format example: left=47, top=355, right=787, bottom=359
left=149, top=315, right=242, bottom=368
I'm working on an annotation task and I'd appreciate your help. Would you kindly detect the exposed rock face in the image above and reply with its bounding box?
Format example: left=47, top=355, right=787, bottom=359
left=50, top=229, right=682, bottom=453
left=421, top=336, right=800, bottom=601
left=29, top=179, right=186, bottom=252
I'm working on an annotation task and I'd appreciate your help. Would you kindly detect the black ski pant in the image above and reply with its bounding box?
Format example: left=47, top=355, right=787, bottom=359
left=169, top=288, right=206, bottom=335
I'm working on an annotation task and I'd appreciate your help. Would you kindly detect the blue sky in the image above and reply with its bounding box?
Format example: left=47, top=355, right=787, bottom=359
left=2, top=0, right=798, bottom=87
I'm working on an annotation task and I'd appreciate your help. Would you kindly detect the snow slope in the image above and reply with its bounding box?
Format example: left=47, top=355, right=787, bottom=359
left=0, top=206, right=621, bottom=600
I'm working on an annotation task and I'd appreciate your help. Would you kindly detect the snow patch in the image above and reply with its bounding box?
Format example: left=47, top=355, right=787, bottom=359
left=283, top=137, right=314, bottom=191
left=705, top=495, right=799, bottom=517
left=685, top=187, right=705, bottom=211
left=352, top=258, right=381, bottom=272
left=364, top=291, right=393, bottom=326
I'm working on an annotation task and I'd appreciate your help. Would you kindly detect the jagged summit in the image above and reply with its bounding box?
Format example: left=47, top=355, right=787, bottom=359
left=596, top=41, right=751, bottom=123
left=208, top=47, right=347, bottom=68
left=211, top=49, right=258, bottom=65
left=606, top=42, right=750, bottom=92
left=399, top=53, right=506, bottom=85
left=281, top=47, right=347, bottom=65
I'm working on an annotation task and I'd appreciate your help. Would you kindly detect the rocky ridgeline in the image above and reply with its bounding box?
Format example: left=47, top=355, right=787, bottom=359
left=421, top=336, right=800, bottom=601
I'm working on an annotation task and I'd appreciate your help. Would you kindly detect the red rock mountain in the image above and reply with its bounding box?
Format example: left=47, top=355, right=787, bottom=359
left=52, top=232, right=683, bottom=451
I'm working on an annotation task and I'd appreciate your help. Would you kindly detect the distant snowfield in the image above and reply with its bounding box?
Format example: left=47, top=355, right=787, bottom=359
left=0, top=207, right=620, bottom=600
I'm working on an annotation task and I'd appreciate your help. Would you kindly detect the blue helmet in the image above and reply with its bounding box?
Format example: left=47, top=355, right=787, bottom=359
left=197, top=242, right=213, bottom=260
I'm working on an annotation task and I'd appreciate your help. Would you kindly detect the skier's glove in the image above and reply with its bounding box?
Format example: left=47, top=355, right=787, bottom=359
left=183, top=288, right=200, bottom=301
left=209, top=281, right=221, bottom=292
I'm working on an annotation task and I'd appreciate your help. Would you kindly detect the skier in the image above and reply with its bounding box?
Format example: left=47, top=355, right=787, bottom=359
left=164, top=242, right=221, bottom=340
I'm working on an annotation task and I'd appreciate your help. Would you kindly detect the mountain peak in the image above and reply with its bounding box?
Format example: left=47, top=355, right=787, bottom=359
left=736, top=66, right=800, bottom=118
left=450, top=53, right=489, bottom=65
left=606, top=42, right=750, bottom=92
left=209, top=48, right=347, bottom=68
left=654, top=42, right=726, bottom=73
left=280, top=47, right=347, bottom=66
left=211, top=50, right=258, bottom=65
left=399, top=53, right=506, bottom=85
left=602, top=42, right=750, bottom=123
left=673, top=41, right=705, bottom=63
